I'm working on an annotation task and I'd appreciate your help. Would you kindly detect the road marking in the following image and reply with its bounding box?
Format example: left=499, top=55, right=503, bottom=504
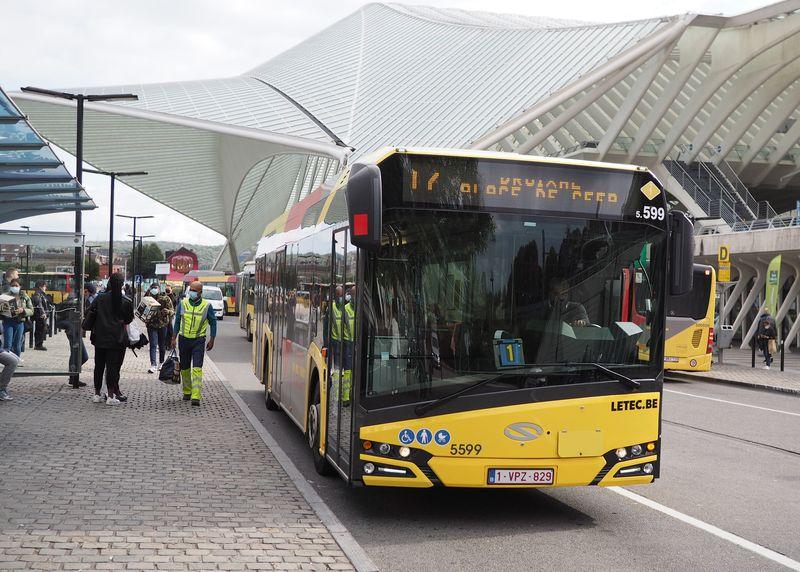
left=610, top=487, right=800, bottom=571
left=665, top=389, right=800, bottom=417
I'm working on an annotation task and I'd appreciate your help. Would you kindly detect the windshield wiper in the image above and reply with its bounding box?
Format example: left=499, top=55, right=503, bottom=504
left=566, top=362, right=641, bottom=389
left=414, top=371, right=527, bottom=417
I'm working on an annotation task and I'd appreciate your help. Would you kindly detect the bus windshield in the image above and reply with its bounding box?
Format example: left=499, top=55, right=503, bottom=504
left=364, top=210, right=665, bottom=408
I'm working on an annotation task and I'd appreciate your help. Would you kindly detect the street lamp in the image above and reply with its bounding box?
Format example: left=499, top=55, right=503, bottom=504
left=20, top=225, right=30, bottom=286
left=118, top=215, right=153, bottom=301
left=84, top=168, right=147, bottom=279
left=20, top=86, right=138, bottom=384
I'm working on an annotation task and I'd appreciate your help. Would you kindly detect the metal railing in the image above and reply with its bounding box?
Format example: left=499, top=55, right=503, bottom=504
left=706, top=160, right=759, bottom=220
left=697, top=215, right=798, bottom=234
left=662, top=159, right=734, bottom=224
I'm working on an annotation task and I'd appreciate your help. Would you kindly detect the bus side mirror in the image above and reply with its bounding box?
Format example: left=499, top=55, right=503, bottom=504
left=345, top=164, right=382, bottom=252
left=669, top=211, right=694, bottom=296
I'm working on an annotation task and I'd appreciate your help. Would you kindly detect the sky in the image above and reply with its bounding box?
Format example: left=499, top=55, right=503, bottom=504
left=3, top=0, right=767, bottom=246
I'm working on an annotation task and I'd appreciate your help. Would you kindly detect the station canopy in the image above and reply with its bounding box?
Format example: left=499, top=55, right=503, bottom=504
left=10, top=2, right=800, bottom=268
left=0, top=86, right=93, bottom=224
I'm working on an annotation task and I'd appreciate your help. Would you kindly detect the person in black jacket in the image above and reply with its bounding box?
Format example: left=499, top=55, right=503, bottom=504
left=757, top=307, right=778, bottom=369
left=87, top=273, right=134, bottom=405
left=30, top=280, right=51, bottom=351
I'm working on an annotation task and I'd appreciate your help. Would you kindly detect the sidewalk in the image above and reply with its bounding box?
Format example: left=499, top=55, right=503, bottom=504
left=667, top=348, right=800, bottom=395
left=0, top=348, right=356, bottom=571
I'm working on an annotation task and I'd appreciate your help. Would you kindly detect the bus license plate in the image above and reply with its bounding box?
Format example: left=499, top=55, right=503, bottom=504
left=488, top=468, right=554, bottom=485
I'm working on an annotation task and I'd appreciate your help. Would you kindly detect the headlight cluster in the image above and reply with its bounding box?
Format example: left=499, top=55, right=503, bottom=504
left=362, top=440, right=411, bottom=458
left=613, top=441, right=657, bottom=478
left=615, top=441, right=656, bottom=460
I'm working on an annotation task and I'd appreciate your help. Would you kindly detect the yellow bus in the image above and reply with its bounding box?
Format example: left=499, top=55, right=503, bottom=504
left=237, top=263, right=255, bottom=341
left=663, top=264, right=716, bottom=371
left=252, top=147, right=693, bottom=489
left=183, top=271, right=238, bottom=316
left=20, top=271, right=76, bottom=304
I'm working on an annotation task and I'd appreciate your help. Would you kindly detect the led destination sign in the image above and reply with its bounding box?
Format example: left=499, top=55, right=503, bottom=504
left=393, top=155, right=651, bottom=218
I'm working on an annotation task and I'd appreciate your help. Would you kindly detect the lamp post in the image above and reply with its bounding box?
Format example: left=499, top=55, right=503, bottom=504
left=20, top=86, right=138, bottom=385
left=118, top=215, right=153, bottom=302
left=20, top=225, right=30, bottom=286
left=84, top=169, right=147, bottom=279
left=132, top=235, right=156, bottom=293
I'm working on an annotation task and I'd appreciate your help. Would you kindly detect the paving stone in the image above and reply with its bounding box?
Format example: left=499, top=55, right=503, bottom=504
left=0, top=350, right=353, bottom=571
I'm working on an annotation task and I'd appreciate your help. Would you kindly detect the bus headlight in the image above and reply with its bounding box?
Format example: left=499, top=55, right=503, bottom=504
left=363, top=462, right=375, bottom=475
left=630, top=444, right=643, bottom=456
left=642, top=463, right=654, bottom=474
left=399, top=446, right=411, bottom=458
left=615, top=447, right=628, bottom=459
left=378, top=443, right=391, bottom=455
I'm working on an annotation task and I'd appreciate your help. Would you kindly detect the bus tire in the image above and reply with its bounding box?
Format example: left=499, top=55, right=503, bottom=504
left=308, top=383, right=332, bottom=476
left=264, top=384, right=279, bottom=411
left=263, top=345, right=279, bottom=411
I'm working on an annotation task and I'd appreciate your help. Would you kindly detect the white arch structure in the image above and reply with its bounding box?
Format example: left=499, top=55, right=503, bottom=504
left=8, top=2, right=800, bottom=269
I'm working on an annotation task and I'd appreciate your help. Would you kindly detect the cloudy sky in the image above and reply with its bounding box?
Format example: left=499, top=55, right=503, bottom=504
left=3, top=0, right=766, bottom=246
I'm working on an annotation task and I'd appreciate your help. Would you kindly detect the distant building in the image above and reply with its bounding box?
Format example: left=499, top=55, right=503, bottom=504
left=0, top=244, right=25, bottom=264
left=165, top=247, right=198, bottom=282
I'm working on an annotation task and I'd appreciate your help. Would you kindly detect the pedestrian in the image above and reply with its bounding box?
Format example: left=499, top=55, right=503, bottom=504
left=0, top=347, right=19, bottom=401
left=757, top=306, right=777, bottom=369
left=144, top=282, right=173, bottom=374
left=172, top=281, right=216, bottom=406
left=1, top=279, right=33, bottom=361
left=55, top=293, right=88, bottom=387
left=1, top=268, right=19, bottom=293
left=164, top=285, right=177, bottom=347
left=30, top=280, right=51, bottom=351
left=86, top=273, right=134, bottom=405
left=84, top=283, right=98, bottom=306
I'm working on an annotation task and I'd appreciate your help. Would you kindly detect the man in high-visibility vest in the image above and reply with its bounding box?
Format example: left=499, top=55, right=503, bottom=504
left=330, top=285, right=355, bottom=403
left=172, top=281, right=217, bottom=406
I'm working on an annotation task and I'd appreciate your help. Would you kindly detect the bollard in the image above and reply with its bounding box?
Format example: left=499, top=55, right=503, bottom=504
left=781, top=340, right=785, bottom=372
left=751, top=341, right=756, bottom=368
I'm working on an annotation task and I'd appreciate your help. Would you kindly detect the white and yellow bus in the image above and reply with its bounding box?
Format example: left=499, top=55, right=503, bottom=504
left=663, top=264, right=716, bottom=371
left=252, top=147, right=694, bottom=489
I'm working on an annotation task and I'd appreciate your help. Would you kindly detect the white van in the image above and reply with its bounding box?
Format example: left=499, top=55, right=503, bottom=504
left=202, top=285, right=225, bottom=320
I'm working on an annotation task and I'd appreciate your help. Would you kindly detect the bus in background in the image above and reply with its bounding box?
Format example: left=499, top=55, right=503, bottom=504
left=252, top=147, right=694, bottom=490
left=663, top=264, right=716, bottom=371
left=238, top=262, right=255, bottom=341
left=20, top=271, right=75, bottom=303
left=183, top=271, right=238, bottom=315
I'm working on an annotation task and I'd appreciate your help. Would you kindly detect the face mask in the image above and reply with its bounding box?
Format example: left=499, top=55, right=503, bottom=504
left=188, top=291, right=199, bottom=301
left=345, top=294, right=352, bottom=303
left=150, top=288, right=159, bottom=295
left=9, top=286, right=20, bottom=295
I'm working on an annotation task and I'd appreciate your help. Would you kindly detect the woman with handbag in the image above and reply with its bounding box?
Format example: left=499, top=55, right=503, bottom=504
left=757, top=307, right=778, bottom=370
left=1, top=279, right=33, bottom=362
left=85, top=273, right=134, bottom=405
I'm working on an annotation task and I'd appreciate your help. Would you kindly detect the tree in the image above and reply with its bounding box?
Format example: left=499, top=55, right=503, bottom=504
left=33, top=263, right=46, bottom=272
left=127, top=242, right=164, bottom=280
left=85, top=258, right=100, bottom=281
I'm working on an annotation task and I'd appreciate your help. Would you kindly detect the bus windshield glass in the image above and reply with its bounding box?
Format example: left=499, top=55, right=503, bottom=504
left=364, top=210, right=665, bottom=408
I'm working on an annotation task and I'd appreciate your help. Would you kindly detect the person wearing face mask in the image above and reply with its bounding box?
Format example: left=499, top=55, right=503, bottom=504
left=1, top=268, right=19, bottom=294
left=144, top=282, right=174, bottom=374
left=1, top=278, right=33, bottom=360
left=30, top=280, right=51, bottom=351
left=172, top=281, right=216, bottom=406
left=329, top=285, right=355, bottom=404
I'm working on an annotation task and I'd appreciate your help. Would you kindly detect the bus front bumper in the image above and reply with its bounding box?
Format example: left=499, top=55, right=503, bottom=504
left=358, top=451, right=657, bottom=488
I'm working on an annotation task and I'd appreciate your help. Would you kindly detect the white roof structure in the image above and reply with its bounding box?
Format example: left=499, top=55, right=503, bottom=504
left=10, top=1, right=800, bottom=268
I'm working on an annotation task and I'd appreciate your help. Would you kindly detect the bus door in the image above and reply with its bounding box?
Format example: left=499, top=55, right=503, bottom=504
left=327, top=228, right=356, bottom=476
left=272, top=248, right=287, bottom=403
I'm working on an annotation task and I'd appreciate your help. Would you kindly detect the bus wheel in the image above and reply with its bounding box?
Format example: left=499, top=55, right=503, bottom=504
left=264, top=384, right=279, bottom=410
left=308, top=385, right=332, bottom=476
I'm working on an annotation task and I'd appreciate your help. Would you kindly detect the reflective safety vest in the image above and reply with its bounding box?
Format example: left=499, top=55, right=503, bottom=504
left=331, top=302, right=355, bottom=341
left=180, top=298, right=210, bottom=338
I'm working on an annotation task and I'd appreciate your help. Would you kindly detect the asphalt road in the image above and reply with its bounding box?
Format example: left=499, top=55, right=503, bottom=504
left=211, top=319, right=800, bottom=571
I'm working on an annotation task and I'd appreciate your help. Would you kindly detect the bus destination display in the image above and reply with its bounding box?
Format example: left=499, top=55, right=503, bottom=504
left=399, top=155, right=642, bottom=217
